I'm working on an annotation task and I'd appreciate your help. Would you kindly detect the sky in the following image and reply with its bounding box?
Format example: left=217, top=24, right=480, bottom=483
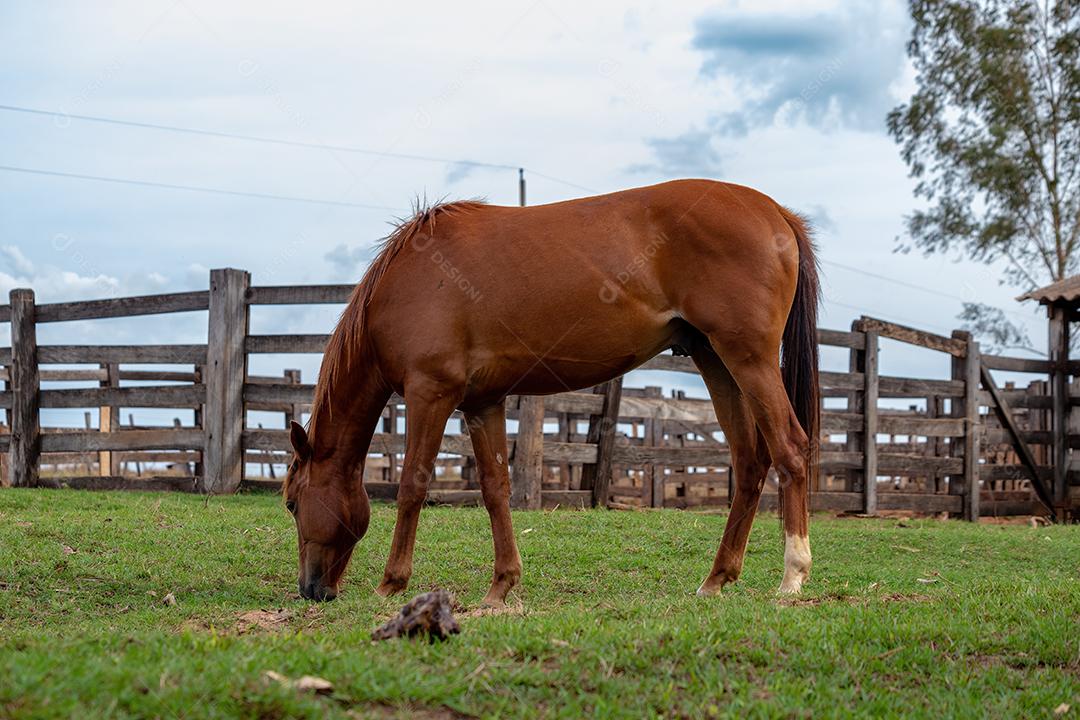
left=0, top=0, right=1054, bottom=429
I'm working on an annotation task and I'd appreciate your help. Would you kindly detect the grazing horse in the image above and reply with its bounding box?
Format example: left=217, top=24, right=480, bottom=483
left=283, top=179, right=820, bottom=605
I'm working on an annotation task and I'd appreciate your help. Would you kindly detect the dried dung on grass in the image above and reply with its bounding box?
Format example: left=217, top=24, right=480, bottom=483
left=372, top=589, right=460, bottom=642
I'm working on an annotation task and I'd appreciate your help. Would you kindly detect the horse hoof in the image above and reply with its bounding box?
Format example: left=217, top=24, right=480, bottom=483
left=695, top=578, right=726, bottom=597
left=777, top=579, right=803, bottom=595
left=375, top=580, right=408, bottom=597
left=480, top=595, right=507, bottom=609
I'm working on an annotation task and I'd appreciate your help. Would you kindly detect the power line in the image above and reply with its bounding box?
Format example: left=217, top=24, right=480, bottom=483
left=0, top=164, right=404, bottom=210
left=822, top=258, right=1035, bottom=321
left=0, top=103, right=518, bottom=171
left=524, top=169, right=601, bottom=195
left=828, top=299, right=957, bottom=334
left=0, top=103, right=597, bottom=194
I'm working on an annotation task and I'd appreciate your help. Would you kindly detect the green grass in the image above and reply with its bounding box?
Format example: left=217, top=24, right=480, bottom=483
left=0, top=490, right=1077, bottom=719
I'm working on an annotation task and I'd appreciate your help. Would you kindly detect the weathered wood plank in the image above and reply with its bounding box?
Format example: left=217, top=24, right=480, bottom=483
left=878, top=376, right=965, bottom=398
left=333, top=482, right=591, bottom=509
left=37, top=475, right=202, bottom=492
left=586, top=379, right=623, bottom=508
left=863, top=330, right=879, bottom=515
left=982, top=354, right=1064, bottom=374
left=540, top=441, right=598, bottom=464
left=245, top=334, right=329, bottom=354
left=878, top=453, right=963, bottom=474
left=538, top=392, right=605, bottom=415
left=818, top=328, right=865, bottom=349
left=9, top=289, right=40, bottom=487
left=244, top=383, right=314, bottom=405
left=613, top=444, right=731, bottom=466
left=820, top=451, right=862, bottom=470
left=980, top=365, right=1054, bottom=514
left=40, top=385, right=205, bottom=409
left=958, top=332, right=980, bottom=521
left=511, top=396, right=545, bottom=509
left=822, top=412, right=862, bottom=432
left=41, top=429, right=205, bottom=452
left=878, top=415, right=965, bottom=437
left=638, top=355, right=697, bottom=373
left=245, top=285, right=355, bottom=305
left=34, top=290, right=209, bottom=323
left=119, top=370, right=199, bottom=382
left=820, top=371, right=863, bottom=391
left=1049, top=306, right=1069, bottom=515
left=39, top=369, right=108, bottom=382
left=203, top=269, right=250, bottom=494
left=977, top=390, right=1053, bottom=409
left=38, top=345, right=206, bottom=364
left=857, top=316, right=967, bottom=357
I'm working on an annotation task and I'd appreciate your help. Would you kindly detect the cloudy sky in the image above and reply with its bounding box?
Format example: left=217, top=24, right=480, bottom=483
left=0, top=0, right=1050, bottom=407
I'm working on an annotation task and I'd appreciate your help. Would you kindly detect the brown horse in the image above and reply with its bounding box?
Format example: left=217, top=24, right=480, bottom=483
left=283, top=179, right=819, bottom=604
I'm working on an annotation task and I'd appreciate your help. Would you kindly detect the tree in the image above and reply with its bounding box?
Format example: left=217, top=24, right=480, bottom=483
left=888, top=0, right=1080, bottom=352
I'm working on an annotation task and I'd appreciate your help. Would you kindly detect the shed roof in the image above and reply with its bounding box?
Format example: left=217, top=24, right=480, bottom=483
left=1017, top=275, right=1080, bottom=305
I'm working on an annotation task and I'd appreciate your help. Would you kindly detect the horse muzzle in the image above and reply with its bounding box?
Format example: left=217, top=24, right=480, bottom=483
left=298, top=578, right=337, bottom=602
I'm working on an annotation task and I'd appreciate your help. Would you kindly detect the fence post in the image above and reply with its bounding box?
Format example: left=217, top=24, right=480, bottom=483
left=98, top=362, right=120, bottom=477
left=1048, top=306, right=1070, bottom=515
left=9, top=289, right=40, bottom=488
left=845, top=321, right=865, bottom=497
left=203, top=268, right=250, bottom=494
left=582, top=377, right=624, bottom=508
left=862, top=328, right=879, bottom=515
left=954, top=331, right=982, bottom=521
left=510, top=395, right=545, bottom=509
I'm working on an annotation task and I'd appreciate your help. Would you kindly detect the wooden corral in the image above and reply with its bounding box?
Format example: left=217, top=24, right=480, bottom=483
left=1, top=268, right=1076, bottom=520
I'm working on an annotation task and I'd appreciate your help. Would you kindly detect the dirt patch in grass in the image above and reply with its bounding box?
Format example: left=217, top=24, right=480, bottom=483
left=345, top=702, right=471, bottom=719
left=777, top=593, right=933, bottom=607
left=178, top=606, right=324, bottom=635
left=236, top=609, right=294, bottom=632
left=458, top=599, right=526, bottom=619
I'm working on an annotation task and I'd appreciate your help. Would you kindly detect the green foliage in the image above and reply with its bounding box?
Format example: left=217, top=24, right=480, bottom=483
left=1, top=490, right=1078, bottom=718
left=888, top=0, right=1080, bottom=289
left=959, top=301, right=1040, bottom=352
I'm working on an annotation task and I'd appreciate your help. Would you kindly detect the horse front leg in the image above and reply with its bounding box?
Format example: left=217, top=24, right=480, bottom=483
left=375, top=385, right=459, bottom=597
left=464, top=403, right=522, bottom=607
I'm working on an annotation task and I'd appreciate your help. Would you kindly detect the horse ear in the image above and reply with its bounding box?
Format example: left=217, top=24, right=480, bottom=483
left=290, top=421, right=312, bottom=460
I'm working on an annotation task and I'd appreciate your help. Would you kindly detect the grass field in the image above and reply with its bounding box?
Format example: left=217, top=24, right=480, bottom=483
left=0, top=489, right=1077, bottom=718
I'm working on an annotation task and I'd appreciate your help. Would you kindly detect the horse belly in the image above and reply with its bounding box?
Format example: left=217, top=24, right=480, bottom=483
left=468, top=306, right=681, bottom=399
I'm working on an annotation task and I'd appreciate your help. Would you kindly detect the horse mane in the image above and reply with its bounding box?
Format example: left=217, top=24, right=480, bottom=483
left=301, top=198, right=486, bottom=457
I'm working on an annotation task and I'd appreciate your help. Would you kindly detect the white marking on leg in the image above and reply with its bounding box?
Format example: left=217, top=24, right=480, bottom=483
left=779, top=533, right=811, bottom=594
left=696, top=577, right=720, bottom=597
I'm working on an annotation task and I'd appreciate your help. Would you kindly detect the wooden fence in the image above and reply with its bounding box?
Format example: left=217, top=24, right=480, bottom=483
left=1, top=268, right=1075, bottom=520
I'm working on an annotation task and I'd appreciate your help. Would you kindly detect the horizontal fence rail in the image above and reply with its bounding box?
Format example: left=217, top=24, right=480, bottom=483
left=1, top=268, right=1076, bottom=520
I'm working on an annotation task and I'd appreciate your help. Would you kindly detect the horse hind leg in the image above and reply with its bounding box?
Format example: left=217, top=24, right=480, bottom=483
left=691, top=343, right=771, bottom=596
left=715, top=341, right=812, bottom=594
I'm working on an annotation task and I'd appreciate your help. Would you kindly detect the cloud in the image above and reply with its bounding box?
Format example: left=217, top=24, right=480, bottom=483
left=0, top=266, right=120, bottom=302
left=690, top=5, right=909, bottom=135
left=324, top=243, right=371, bottom=280
left=807, top=204, right=837, bottom=234
left=628, top=128, right=724, bottom=177
left=0, top=246, right=36, bottom=277
left=445, top=162, right=477, bottom=184
left=0, top=245, right=172, bottom=303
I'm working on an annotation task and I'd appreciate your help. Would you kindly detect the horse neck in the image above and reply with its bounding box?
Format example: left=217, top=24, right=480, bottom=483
left=308, top=350, right=391, bottom=478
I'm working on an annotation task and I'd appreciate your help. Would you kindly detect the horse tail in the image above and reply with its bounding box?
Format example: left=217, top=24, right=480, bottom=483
left=778, top=206, right=821, bottom=497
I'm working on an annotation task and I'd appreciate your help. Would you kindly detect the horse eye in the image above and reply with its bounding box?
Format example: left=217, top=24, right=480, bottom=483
left=285, top=500, right=297, bottom=514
